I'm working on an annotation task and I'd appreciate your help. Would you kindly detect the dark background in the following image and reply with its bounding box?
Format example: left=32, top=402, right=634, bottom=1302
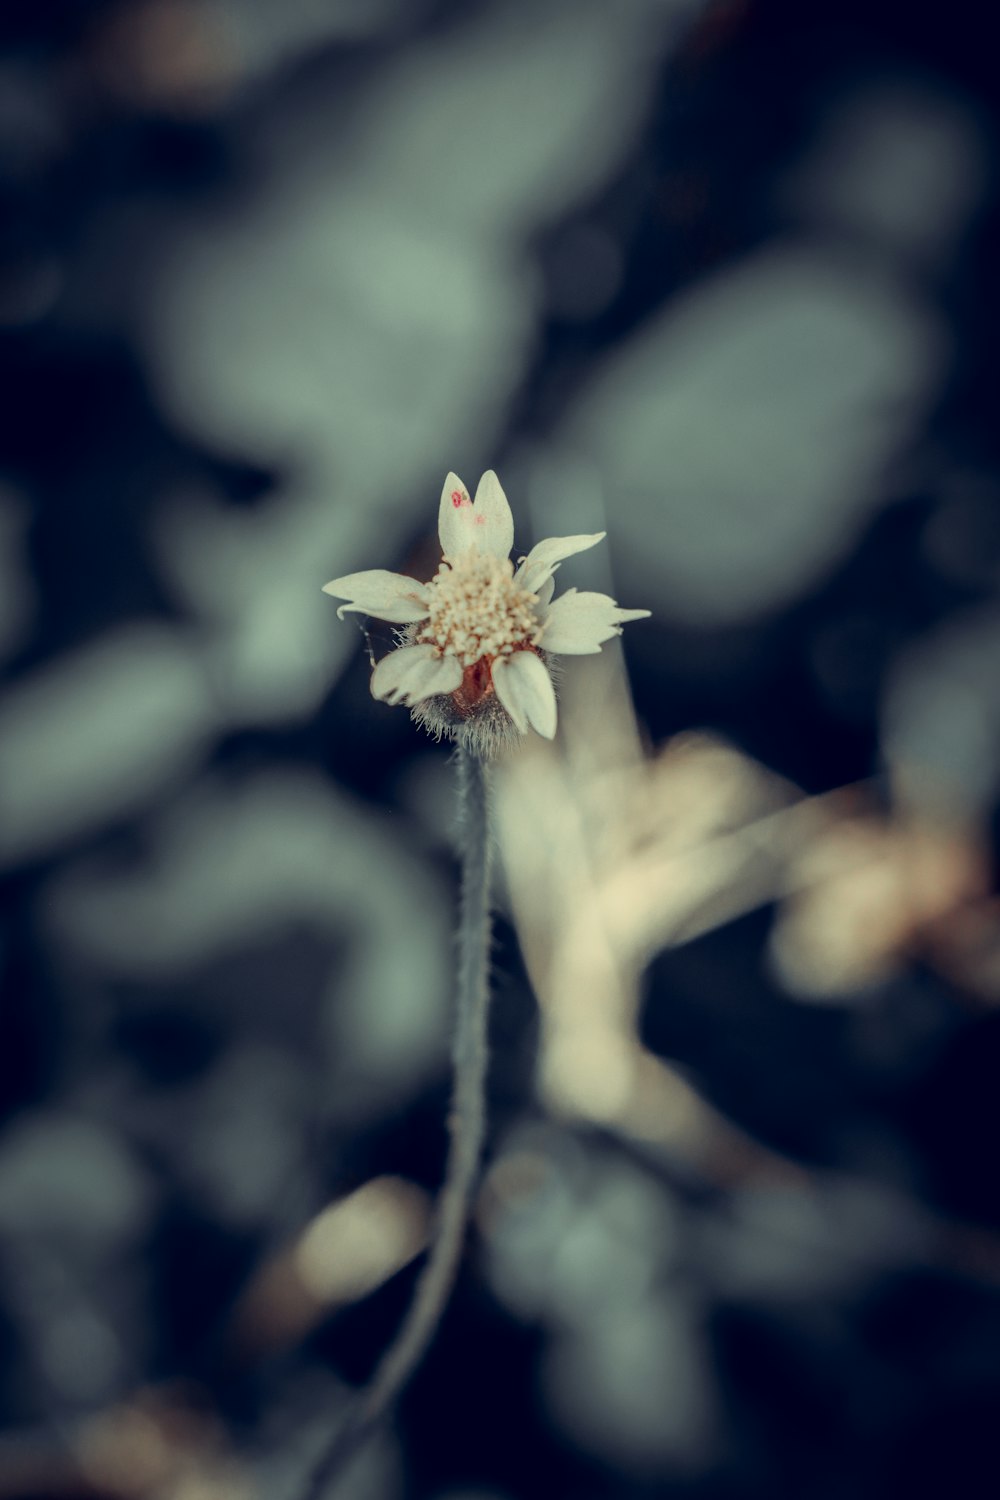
left=3, top=0, right=1000, bottom=1496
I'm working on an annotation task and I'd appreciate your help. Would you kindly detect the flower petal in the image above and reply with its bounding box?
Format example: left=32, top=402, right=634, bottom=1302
left=470, top=470, right=515, bottom=559
left=492, top=650, right=557, bottom=739
left=535, top=574, right=556, bottom=610
left=514, top=532, right=606, bottom=594
left=322, top=569, right=430, bottom=623
left=437, top=472, right=474, bottom=560
left=540, top=589, right=651, bottom=655
left=438, top=469, right=515, bottom=562
left=371, top=644, right=462, bottom=706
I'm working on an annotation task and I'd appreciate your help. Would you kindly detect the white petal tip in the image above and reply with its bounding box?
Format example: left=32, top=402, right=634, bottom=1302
left=493, top=650, right=557, bottom=741
left=370, top=644, right=462, bottom=708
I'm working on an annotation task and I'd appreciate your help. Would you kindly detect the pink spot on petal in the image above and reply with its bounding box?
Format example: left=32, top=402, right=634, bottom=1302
left=474, top=514, right=486, bottom=525
left=451, top=490, right=469, bottom=508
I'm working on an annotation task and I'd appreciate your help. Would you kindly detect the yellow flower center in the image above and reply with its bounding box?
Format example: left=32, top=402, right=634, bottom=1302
left=416, top=552, right=543, bottom=667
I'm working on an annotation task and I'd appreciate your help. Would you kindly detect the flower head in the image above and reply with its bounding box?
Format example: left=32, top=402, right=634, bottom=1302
left=323, top=471, right=650, bottom=754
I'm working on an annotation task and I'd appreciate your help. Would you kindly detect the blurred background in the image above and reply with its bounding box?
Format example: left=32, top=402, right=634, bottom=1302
left=3, top=0, right=1000, bottom=1496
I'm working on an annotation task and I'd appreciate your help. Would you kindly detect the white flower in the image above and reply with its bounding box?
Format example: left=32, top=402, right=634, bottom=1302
left=323, top=471, right=650, bottom=751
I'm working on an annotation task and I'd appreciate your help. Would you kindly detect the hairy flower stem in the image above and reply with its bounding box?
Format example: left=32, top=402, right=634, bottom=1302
left=299, top=746, right=494, bottom=1500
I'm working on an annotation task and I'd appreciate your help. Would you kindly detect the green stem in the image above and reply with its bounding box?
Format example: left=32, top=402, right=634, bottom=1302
left=298, top=745, right=493, bottom=1499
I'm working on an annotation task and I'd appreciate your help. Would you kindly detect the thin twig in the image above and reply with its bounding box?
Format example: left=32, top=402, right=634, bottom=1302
left=297, top=745, right=494, bottom=1499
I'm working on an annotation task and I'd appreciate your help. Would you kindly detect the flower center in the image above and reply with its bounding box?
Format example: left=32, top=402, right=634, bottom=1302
left=416, top=552, right=543, bottom=667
